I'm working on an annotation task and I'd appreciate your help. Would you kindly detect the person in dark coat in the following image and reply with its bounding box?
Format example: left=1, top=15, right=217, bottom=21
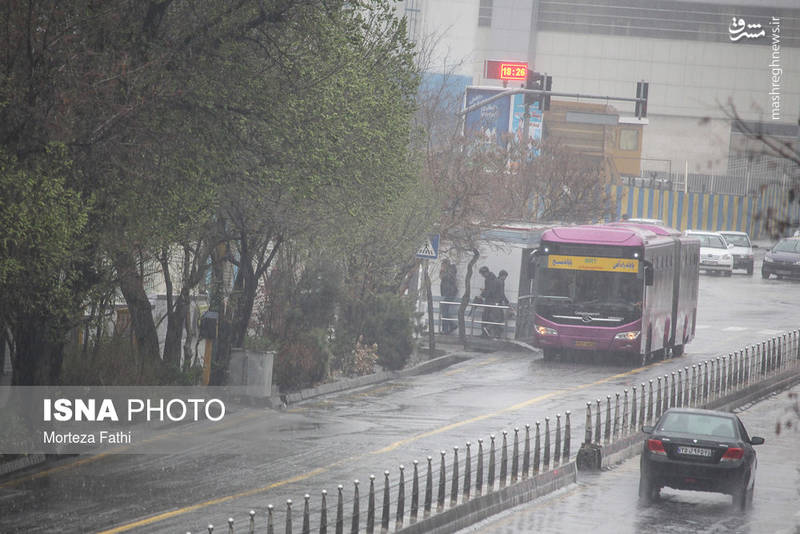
left=478, top=266, right=497, bottom=336
left=439, top=260, right=458, bottom=334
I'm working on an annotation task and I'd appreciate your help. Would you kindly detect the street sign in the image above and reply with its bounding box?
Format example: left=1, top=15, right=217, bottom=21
left=416, top=234, right=440, bottom=259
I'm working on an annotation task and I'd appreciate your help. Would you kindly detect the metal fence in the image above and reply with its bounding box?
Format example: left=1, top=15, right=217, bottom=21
left=437, top=300, right=512, bottom=339
left=191, top=330, right=800, bottom=533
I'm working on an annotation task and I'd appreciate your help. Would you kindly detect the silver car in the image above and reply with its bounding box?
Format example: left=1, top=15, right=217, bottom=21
left=719, top=231, right=754, bottom=275
left=685, top=230, right=733, bottom=276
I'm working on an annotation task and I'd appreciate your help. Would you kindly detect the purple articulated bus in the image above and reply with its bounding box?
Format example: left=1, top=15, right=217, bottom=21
left=531, top=223, right=700, bottom=365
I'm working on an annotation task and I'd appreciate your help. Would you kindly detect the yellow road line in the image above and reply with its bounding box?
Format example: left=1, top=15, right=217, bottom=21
left=96, top=468, right=327, bottom=534
left=41, top=359, right=660, bottom=531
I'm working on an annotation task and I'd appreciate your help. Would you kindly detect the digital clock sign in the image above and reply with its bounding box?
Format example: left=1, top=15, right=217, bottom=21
left=485, top=60, right=528, bottom=81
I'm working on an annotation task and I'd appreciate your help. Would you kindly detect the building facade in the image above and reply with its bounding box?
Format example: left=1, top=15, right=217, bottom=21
left=404, top=0, right=799, bottom=180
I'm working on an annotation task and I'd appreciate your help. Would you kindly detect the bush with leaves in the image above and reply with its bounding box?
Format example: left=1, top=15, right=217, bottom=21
left=273, top=328, right=332, bottom=391
left=340, top=335, right=379, bottom=377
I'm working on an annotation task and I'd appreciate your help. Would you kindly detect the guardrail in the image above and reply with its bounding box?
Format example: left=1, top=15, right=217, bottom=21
left=438, top=300, right=512, bottom=339
left=189, top=330, right=800, bottom=533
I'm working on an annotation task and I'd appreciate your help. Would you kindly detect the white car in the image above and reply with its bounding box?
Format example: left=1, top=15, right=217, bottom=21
left=719, top=231, right=755, bottom=275
left=685, top=230, right=733, bottom=276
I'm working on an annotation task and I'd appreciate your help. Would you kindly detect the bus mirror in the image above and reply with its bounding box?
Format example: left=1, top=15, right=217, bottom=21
left=644, top=265, right=654, bottom=286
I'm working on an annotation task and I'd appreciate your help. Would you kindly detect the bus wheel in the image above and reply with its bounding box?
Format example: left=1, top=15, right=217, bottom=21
left=672, top=344, right=684, bottom=357
left=543, top=348, right=558, bottom=361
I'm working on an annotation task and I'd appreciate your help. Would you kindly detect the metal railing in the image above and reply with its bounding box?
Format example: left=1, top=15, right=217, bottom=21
left=437, top=300, right=512, bottom=339
left=190, top=329, right=800, bottom=533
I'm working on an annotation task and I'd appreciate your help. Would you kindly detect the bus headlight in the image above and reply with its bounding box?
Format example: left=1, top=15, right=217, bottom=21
left=614, top=330, right=640, bottom=340
left=536, top=325, right=558, bottom=336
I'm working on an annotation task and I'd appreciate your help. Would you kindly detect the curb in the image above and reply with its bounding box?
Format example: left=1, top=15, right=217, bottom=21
left=0, top=454, right=47, bottom=477
left=279, top=352, right=472, bottom=405
left=397, top=463, right=577, bottom=534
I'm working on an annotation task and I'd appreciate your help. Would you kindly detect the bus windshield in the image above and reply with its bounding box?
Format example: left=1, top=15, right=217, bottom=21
left=534, top=265, right=643, bottom=323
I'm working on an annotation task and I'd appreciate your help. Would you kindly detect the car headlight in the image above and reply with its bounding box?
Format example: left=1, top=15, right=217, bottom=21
left=764, top=256, right=774, bottom=263
left=536, top=325, right=558, bottom=336
left=614, top=330, right=640, bottom=340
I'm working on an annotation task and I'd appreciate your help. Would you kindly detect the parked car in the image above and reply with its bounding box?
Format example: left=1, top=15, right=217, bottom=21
left=684, top=230, right=733, bottom=276
left=639, top=408, right=764, bottom=509
left=719, top=231, right=755, bottom=275
left=762, top=237, right=800, bottom=279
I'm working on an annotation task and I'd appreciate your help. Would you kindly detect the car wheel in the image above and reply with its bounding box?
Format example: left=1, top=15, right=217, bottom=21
left=724, top=270, right=732, bottom=277
left=638, top=473, right=659, bottom=502
left=761, top=269, right=770, bottom=279
left=672, top=344, right=684, bottom=357
left=746, top=264, right=754, bottom=275
left=734, top=476, right=751, bottom=511
left=543, top=348, right=558, bottom=361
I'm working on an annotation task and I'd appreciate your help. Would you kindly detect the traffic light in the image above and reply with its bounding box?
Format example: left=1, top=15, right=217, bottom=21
left=543, top=74, right=552, bottom=111
left=525, top=71, right=543, bottom=108
left=635, top=81, right=649, bottom=118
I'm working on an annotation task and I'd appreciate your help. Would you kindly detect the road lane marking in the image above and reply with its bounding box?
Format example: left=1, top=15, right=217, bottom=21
left=41, top=359, right=663, bottom=531
left=95, top=468, right=328, bottom=534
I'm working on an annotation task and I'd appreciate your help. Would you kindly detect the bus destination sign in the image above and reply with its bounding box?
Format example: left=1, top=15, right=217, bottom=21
left=485, top=60, right=528, bottom=81
left=547, top=255, right=639, bottom=273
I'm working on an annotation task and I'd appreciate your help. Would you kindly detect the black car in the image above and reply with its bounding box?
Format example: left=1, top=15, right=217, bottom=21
left=639, top=408, right=764, bottom=509
left=762, top=237, right=800, bottom=279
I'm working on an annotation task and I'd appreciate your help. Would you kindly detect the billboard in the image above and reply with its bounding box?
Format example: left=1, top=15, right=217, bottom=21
left=463, top=86, right=541, bottom=156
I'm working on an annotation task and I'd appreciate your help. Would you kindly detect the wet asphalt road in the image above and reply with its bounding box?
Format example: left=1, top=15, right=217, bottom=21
left=1, top=261, right=799, bottom=533
left=460, top=385, right=800, bottom=534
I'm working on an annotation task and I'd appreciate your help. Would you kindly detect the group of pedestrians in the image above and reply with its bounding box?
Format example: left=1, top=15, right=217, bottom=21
left=478, top=266, right=508, bottom=337
left=438, top=259, right=509, bottom=338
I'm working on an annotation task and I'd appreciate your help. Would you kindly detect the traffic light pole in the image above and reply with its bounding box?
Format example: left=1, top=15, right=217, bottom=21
left=458, top=88, right=646, bottom=117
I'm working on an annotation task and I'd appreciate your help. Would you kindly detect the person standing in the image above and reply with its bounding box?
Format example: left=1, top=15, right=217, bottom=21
left=478, top=266, right=497, bottom=337
left=439, top=260, right=458, bottom=334
left=491, top=270, right=509, bottom=337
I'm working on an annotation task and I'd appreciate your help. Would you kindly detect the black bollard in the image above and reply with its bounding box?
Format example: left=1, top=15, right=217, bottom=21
left=267, top=504, right=274, bottom=534
left=646, top=381, right=653, bottom=424
left=595, top=399, right=602, bottom=444
left=303, top=494, right=311, bottom=534
left=488, top=435, right=496, bottom=490
left=523, top=425, right=531, bottom=478
left=424, top=457, right=433, bottom=516
left=683, top=366, right=690, bottom=405
left=630, top=387, right=637, bottom=433
left=604, top=396, right=611, bottom=444
left=411, top=461, right=419, bottom=523
left=677, top=369, right=683, bottom=407
left=476, top=440, right=484, bottom=495
left=336, top=486, right=343, bottom=534
left=622, top=391, right=629, bottom=437
left=286, top=500, right=293, bottom=534
left=584, top=403, right=592, bottom=445
left=249, top=510, right=256, bottom=534
left=366, top=477, right=375, bottom=534
left=450, top=449, right=459, bottom=506
left=613, top=393, right=620, bottom=439
left=563, top=411, right=571, bottom=461
left=381, top=472, right=390, bottom=533
left=639, top=384, right=646, bottom=426
left=500, top=431, right=508, bottom=489
left=655, top=378, right=662, bottom=419
left=533, top=422, right=541, bottom=474
left=320, top=491, right=328, bottom=534
left=396, top=466, right=405, bottom=530
left=228, top=518, right=234, bottom=534
left=543, top=417, right=551, bottom=470
left=554, top=415, right=562, bottom=465
left=437, top=452, right=446, bottom=510
left=464, top=443, right=472, bottom=500
left=511, top=428, right=520, bottom=482
left=351, top=481, right=360, bottom=534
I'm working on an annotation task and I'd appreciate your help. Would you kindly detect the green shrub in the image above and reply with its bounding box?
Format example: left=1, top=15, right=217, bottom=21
left=273, top=328, right=331, bottom=391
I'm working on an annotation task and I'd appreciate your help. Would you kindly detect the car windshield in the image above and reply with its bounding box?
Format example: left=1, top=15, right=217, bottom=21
left=693, top=234, right=726, bottom=249
left=658, top=412, right=738, bottom=438
left=721, top=233, right=750, bottom=247
left=773, top=239, right=800, bottom=253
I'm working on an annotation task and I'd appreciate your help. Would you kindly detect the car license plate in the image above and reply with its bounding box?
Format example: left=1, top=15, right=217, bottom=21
left=575, top=341, right=596, bottom=348
left=677, top=446, right=712, bottom=457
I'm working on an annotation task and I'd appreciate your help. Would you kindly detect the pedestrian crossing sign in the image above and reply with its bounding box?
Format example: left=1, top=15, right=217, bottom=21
left=416, top=234, right=440, bottom=259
